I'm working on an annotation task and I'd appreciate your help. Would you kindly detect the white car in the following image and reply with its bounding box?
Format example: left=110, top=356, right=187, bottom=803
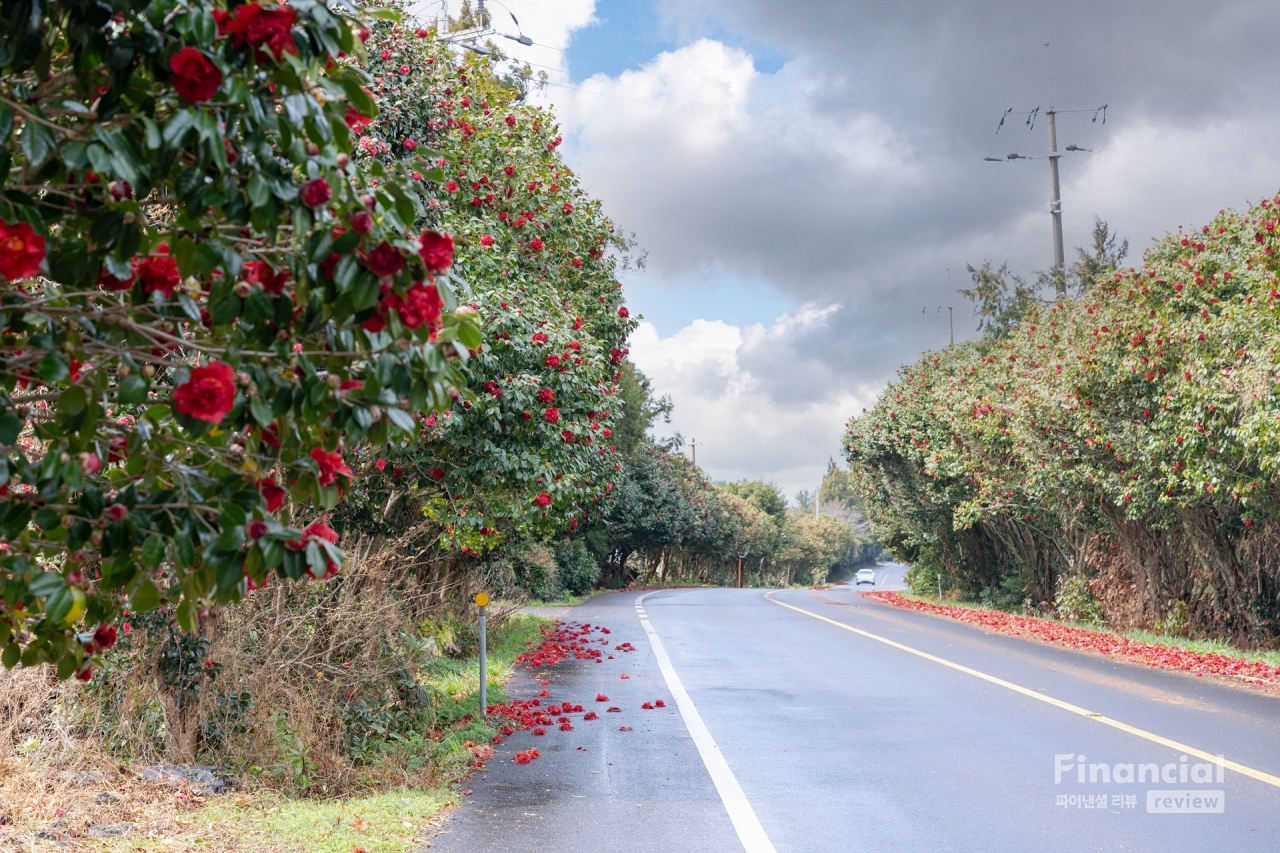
left=854, top=568, right=877, bottom=586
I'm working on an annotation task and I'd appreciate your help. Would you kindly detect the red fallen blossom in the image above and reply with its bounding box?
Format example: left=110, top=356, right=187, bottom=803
left=310, top=447, right=354, bottom=486
left=419, top=230, right=455, bottom=271
left=136, top=247, right=180, bottom=298
left=582, top=711, right=599, bottom=721
left=173, top=361, right=237, bottom=423
left=242, top=260, right=289, bottom=294
left=246, top=520, right=269, bottom=539
left=615, top=642, right=635, bottom=652
left=654, top=699, right=665, bottom=708
left=866, top=592, right=1280, bottom=688
left=570, top=704, right=583, bottom=712
left=220, top=2, right=299, bottom=62
left=559, top=722, right=573, bottom=731
left=0, top=219, right=46, bottom=281
left=365, top=241, right=404, bottom=276
left=600, top=627, right=611, bottom=634
left=502, top=726, right=514, bottom=736
left=168, top=47, right=222, bottom=102
left=538, top=689, right=550, bottom=698
left=300, top=177, right=332, bottom=208
left=607, top=707, right=621, bottom=713
left=546, top=704, right=561, bottom=714
left=641, top=702, right=653, bottom=710
left=620, top=674, right=630, bottom=679
left=257, top=478, right=286, bottom=512
left=513, top=748, right=539, bottom=764
left=531, top=727, right=546, bottom=736
left=595, top=693, right=609, bottom=702
left=618, top=726, right=632, bottom=732
left=534, top=492, right=552, bottom=507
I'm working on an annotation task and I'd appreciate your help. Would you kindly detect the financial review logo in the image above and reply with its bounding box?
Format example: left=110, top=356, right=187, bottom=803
left=1053, top=753, right=1226, bottom=814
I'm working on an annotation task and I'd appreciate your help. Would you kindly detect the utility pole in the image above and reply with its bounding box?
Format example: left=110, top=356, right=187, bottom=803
left=1047, top=110, right=1066, bottom=298
left=691, top=438, right=696, bottom=467
left=948, top=306, right=954, bottom=345
left=987, top=104, right=1105, bottom=300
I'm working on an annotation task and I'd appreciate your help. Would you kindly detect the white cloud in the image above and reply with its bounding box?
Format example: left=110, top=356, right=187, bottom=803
left=629, top=309, right=871, bottom=499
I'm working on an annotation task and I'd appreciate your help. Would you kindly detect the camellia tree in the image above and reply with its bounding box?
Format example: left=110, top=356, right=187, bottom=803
left=0, top=0, right=481, bottom=680
left=847, top=195, right=1280, bottom=640
left=332, top=11, right=636, bottom=567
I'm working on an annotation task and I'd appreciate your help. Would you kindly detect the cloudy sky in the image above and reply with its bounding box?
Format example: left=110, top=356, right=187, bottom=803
left=439, top=0, right=1280, bottom=500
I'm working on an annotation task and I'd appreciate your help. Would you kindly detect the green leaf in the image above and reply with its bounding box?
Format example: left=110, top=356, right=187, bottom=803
left=337, top=75, right=378, bottom=119
left=174, top=236, right=197, bottom=277
left=119, top=373, right=149, bottom=404
left=385, top=407, right=414, bottom=432
left=176, top=599, right=198, bottom=633
left=141, top=534, right=165, bottom=569
left=20, top=119, right=56, bottom=167
left=0, top=106, right=12, bottom=146
left=250, top=396, right=273, bottom=427
left=38, top=352, right=69, bottom=383
left=28, top=571, right=65, bottom=598
left=131, top=578, right=161, bottom=612
left=0, top=413, right=21, bottom=445
left=1, top=643, right=18, bottom=670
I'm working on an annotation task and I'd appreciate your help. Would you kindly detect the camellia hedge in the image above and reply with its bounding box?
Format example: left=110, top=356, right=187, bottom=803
left=0, top=0, right=481, bottom=679
left=847, top=195, right=1280, bottom=644
left=334, top=12, right=636, bottom=561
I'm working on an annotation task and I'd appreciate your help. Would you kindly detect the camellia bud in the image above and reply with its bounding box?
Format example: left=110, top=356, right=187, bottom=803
left=234, top=280, right=253, bottom=298
left=91, top=530, right=103, bottom=547
left=456, top=305, right=477, bottom=317
left=361, top=194, right=376, bottom=211
left=326, top=374, right=341, bottom=388
left=106, top=503, right=129, bottom=522
left=306, top=142, right=319, bottom=156
left=118, top=365, right=131, bottom=377
left=67, top=570, right=84, bottom=586
left=237, top=372, right=251, bottom=387
left=60, top=515, right=75, bottom=529
left=336, top=153, right=350, bottom=169
left=448, top=387, right=460, bottom=401
left=59, top=452, right=71, bottom=464
left=143, top=364, right=156, bottom=378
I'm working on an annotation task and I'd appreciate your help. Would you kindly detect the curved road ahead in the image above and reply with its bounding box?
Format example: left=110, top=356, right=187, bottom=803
left=428, top=576, right=1280, bottom=852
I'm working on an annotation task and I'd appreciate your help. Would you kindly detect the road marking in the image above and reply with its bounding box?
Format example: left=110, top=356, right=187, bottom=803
left=636, top=594, right=777, bottom=853
left=767, top=593, right=1280, bottom=791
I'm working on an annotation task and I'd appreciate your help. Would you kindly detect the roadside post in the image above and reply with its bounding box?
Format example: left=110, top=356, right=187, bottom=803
left=474, top=591, right=489, bottom=718
left=937, top=573, right=943, bottom=601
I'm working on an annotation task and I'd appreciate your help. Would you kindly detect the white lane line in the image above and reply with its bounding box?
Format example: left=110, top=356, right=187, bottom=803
left=769, top=593, right=1280, bottom=790
left=635, top=594, right=777, bottom=853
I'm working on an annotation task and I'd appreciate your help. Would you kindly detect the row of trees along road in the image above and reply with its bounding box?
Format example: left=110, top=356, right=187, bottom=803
left=847, top=212, right=1280, bottom=647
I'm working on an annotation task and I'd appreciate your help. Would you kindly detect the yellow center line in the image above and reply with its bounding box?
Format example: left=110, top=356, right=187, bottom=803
left=766, top=592, right=1280, bottom=790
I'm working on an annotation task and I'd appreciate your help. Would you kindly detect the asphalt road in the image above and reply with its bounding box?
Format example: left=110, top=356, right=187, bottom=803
left=426, top=573, right=1280, bottom=852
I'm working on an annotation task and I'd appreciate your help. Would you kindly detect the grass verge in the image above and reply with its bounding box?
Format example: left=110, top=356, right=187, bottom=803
left=0, top=614, right=549, bottom=853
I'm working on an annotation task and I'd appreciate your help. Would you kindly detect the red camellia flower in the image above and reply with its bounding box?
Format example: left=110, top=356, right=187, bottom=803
left=300, top=177, right=332, bottom=208
left=310, top=447, right=354, bottom=486
left=618, top=306, right=630, bottom=318
left=431, top=467, right=445, bottom=480
left=168, top=47, right=222, bottom=102
left=246, top=519, right=269, bottom=539
left=257, top=478, right=286, bottom=512
left=92, top=624, right=118, bottom=651
left=173, top=361, right=237, bottom=423
left=561, top=430, right=574, bottom=443
left=382, top=281, right=444, bottom=335
left=345, top=106, right=372, bottom=133
left=479, top=234, right=494, bottom=247
left=529, top=237, right=544, bottom=251
left=505, top=114, right=516, bottom=127
left=220, top=2, right=299, bottom=62
left=97, top=265, right=135, bottom=291
left=404, top=138, right=415, bottom=151
left=242, top=260, right=289, bottom=294
left=0, top=219, right=46, bottom=281
left=445, top=180, right=459, bottom=193
left=538, top=388, right=554, bottom=403
left=545, top=355, right=561, bottom=369
left=419, top=230, right=454, bottom=271
left=351, top=210, right=373, bottom=234
left=365, top=241, right=404, bottom=276
left=543, top=408, right=560, bottom=423
left=135, top=248, right=180, bottom=298
left=535, top=492, right=552, bottom=507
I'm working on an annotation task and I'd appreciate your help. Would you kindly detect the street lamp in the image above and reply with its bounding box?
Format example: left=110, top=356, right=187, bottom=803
left=737, top=547, right=749, bottom=589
